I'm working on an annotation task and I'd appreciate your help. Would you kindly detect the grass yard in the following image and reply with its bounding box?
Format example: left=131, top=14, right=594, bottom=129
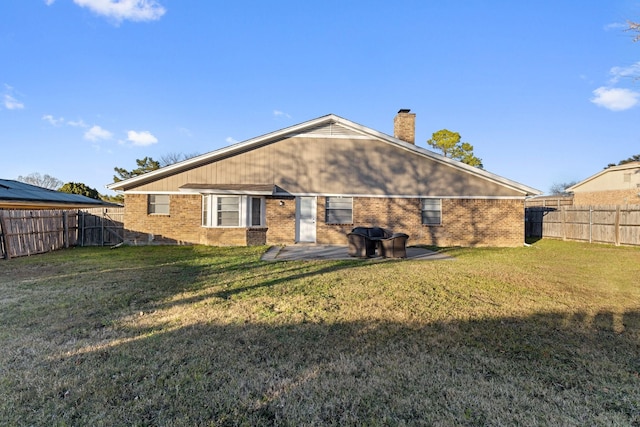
left=0, top=240, right=639, bottom=426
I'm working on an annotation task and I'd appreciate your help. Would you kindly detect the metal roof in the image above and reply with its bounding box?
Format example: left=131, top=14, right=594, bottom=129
left=0, top=179, right=117, bottom=209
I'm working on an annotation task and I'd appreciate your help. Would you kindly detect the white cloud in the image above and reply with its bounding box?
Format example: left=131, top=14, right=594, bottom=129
left=604, top=22, right=626, bottom=31
left=177, top=127, right=192, bottom=137
left=225, top=137, right=238, bottom=144
left=73, top=0, right=166, bottom=23
left=609, top=61, right=640, bottom=83
left=3, top=84, right=25, bottom=110
left=42, top=114, right=64, bottom=126
left=84, top=125, right=113, bottom=141
left=273, top=110, right=291, bottom=119
left=4, top=94, right=25, bottom=110
left=5, top=98, right=23, bottom=110
left=67, top=119, right=88, bottom=128
left=591, top=87, right=640, bottom=111
left=44, top=0, right=56, bottom=5
left=127, top=130, right=158, bottom=146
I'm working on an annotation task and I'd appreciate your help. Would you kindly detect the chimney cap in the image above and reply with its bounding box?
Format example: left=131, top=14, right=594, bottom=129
left=397, top=109, right=411, bottom=114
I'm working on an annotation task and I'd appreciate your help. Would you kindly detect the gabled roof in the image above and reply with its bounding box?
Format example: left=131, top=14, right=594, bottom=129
left=0, top=179, right=117, bottom=209
left=106, top=114, right=541, bottom=196
left=566, top=161, right=640, bottom=192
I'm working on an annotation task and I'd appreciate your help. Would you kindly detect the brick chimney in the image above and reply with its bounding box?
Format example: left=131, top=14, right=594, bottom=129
left=394, top=109, right=416, bottom=144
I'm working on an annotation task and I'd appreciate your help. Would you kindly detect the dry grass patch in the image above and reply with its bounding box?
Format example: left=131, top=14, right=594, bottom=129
left=0, top=240, right=639, bottom=425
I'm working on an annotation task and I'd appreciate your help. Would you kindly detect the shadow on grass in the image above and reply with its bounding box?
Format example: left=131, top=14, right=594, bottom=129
left=5, top=310, right=640, bottom=425
left=2, top=245, right=639, bottom=425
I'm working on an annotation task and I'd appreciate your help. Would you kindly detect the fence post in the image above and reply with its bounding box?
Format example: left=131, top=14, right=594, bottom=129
left=0, top=211, right=10, bottom=259
left=589, top=205, right=593, bottom=243
left=80, top=210, right=85, bottom=247
left=63, top=211, right=68, bottom=248
left=562, top=206, right=566, bottom=241
left=101, top=208, right=105, bottom=246
left=615, top=206, right=621, bottom=246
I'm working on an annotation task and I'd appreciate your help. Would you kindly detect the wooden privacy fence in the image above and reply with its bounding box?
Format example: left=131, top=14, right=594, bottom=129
left=0, top=207, right=124, bottom=259
left=78, top=208, right=124, bottom=247
left=526, top=205, right=640, bottom=246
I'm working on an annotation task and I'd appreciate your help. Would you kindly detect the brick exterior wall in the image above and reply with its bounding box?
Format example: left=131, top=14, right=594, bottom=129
left=265, top=197, right=296, bottom=245
left=123, top=194, right=266, bottom=246
left=124, top=194, right=202, bottom=244
left=123, top=194, right=525, bottom=248
left=317, top=197, right=524, bottom=247
left=573, top=189, right=640, bottom=206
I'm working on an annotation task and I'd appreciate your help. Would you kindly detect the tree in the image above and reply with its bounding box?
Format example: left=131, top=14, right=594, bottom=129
left=159, top=151, right=199, bottom=167
left=549, top=181, right=578, bottom=195
left=113, top=157, right=160, bottom=183
left=605, top=153, right=640, bottom=168
left=101, top=193, right=124, bottom=204
left=17, top=172, right=63, bottom=190
left=426, top=129, right=483, bottom=168
left=58, top=182, right=101, bottom=200
left=628, top=20, right=640, bottom=42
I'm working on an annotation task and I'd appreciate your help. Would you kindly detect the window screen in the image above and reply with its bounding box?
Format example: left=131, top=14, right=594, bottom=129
left=217, top=196, right=240, bottom=226
left=148, top=194, right=170, bottom=214
left=326, top=197, right=353, bottom=224
left=421, top=199, right=441, bottom=225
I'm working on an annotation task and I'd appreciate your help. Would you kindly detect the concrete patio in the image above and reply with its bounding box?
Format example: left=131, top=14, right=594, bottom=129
left=261, top=245, right=455, bottom=261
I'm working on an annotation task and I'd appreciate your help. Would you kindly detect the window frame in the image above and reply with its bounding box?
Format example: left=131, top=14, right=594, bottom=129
left=325, top=196, right=353, bottom=224
left=148, top=194, right=170, bottom=215
left=250, top=196, right=265, bottom=227
left=421, top=198, right=442, bottom=226
left=202, top=195, right=265, bottom=228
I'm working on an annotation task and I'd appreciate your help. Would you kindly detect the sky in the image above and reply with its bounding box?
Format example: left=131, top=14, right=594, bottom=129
left=1, top=0, right=639, bottom=196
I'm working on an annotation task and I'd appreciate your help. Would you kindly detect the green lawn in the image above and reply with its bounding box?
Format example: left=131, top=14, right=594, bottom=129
left=0, top=240, right=639, bottom=426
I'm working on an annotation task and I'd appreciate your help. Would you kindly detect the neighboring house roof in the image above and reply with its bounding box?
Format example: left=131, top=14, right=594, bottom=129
left=107, top=113, right=541, bottom=196
left=0, top=179, right=118, bottom=209
left=566, top=162, right=640, bottom=193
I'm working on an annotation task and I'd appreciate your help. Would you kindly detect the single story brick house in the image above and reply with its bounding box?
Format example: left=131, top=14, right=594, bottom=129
left=566, top=162, right=640, bottom=206
left=106, top=110, right=540, bottom=247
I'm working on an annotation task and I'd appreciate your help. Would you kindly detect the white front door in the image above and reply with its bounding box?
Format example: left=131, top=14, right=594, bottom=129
left=296, top=197, right=317, bottom=243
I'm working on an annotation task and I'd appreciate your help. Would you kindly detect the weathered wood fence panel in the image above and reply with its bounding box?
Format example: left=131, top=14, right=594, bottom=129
left=0, top=208, right=124, bottom=259
left=525, top=205, right=640, bottom=246
left=620, top=207, right=640, bottom=246
left=0, top=210, right=78, bottom=259
left=78, top=208, right=124, bottom=247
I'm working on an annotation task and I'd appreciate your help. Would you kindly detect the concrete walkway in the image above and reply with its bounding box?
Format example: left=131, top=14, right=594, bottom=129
left=261, top=245, right=454, bottom=261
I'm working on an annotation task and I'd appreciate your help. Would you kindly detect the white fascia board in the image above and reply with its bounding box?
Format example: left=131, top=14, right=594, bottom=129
left=107, top=113, right=541, bottom=196
left=331, top=116, right=541, bottom=196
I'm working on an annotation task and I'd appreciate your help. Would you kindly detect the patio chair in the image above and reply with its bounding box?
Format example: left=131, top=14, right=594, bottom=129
left=348, top=227, right=392, bottom=257
left=347, top=231, right=371, bottom=257
left=378, top=233, right=409, bottom=258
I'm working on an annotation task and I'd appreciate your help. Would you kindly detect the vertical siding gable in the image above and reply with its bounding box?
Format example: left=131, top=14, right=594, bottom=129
left=126, top=134, right=523, bottom=197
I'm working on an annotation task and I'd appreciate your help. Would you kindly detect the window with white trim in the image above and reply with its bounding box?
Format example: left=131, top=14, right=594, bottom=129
left=148, top=194, right=170, bottom=214
left=202, top=195, right=265, bottom=227
left=421, top=198, right=442, bottom=225
left=250, top=197, right=263, bottom=226
left=326, top=196, right=353, bottom=224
